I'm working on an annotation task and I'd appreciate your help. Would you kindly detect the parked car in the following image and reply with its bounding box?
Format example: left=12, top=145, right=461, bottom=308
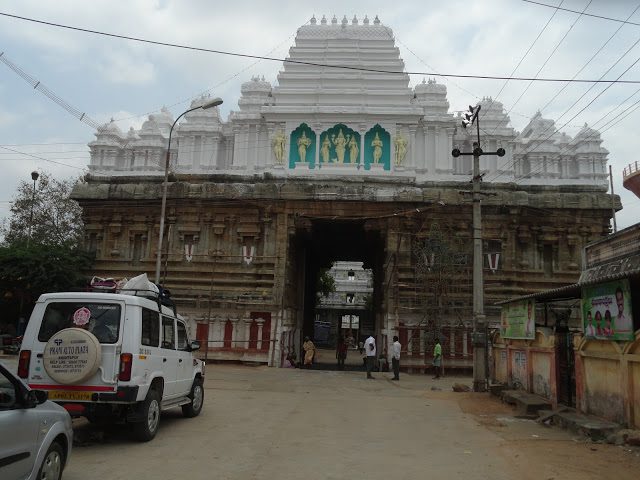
left=18, top=287, right=205, bottom=442
left=0, top=361, right=73, bottom=480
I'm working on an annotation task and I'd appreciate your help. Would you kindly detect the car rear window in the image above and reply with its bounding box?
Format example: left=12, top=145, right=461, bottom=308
left=38, top=302, right=122, bottom=344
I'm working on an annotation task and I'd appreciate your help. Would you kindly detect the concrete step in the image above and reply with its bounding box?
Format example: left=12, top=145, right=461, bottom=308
left=548, top=411, right=620, bottom=441
left=501, top=389, right=552, bottom=416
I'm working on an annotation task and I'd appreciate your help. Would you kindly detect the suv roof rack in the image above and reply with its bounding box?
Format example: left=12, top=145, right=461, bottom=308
left=84, top=284, right=177, bottom=316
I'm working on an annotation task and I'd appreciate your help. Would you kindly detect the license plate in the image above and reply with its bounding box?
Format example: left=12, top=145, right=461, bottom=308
left=47, top=391, right=94, bottom=401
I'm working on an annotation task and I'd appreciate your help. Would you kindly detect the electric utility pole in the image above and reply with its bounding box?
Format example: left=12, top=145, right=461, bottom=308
left=452, top=104, right=505, bottom=392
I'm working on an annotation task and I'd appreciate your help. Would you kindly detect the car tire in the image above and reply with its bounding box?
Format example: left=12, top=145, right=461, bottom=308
left=182, top=378, right=204, bottom=418
left=37, top=441, right=64, bottom=480
left=132, top=389, right=161, bottom=442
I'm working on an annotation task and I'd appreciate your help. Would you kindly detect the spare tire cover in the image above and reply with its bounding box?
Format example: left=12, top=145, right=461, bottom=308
left=43, top=328, right=102, bottom=385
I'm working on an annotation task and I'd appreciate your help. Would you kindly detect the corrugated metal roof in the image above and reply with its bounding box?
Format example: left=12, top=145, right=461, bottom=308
left=495, top=267, right=640, bottom=305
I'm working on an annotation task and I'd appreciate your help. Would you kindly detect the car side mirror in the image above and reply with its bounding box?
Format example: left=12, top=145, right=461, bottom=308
left=34, top=390, right=48, bottom=404
left=189, top=340, right=201, bottom=352
left=24, top=390, right=47, bottom=408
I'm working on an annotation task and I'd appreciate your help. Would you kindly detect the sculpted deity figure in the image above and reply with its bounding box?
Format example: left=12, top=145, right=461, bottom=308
left=320, top=135, right=331, bottom=163
left=271, top=129, right=286, bottom=164
left=394, top=134, right=408, bottom=166
left=297, top=131, right=311, bottom=162
left=371, top=132, right=383, bottom=164
left=348, top=134, right=359, bottom=164
left=332, top=128, right=347, bottom=163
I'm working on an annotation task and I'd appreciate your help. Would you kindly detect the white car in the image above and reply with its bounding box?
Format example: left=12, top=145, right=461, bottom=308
left=18, top=291, right=205, bottom=442
left=0, top=361, right=73, bottom=480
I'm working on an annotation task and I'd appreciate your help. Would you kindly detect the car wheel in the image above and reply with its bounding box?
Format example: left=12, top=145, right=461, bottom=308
left=37, top=441, right=64, bottom=480
left=132, top=389, right=161, bottom=442
left=182, top=378, right=204, bottom=418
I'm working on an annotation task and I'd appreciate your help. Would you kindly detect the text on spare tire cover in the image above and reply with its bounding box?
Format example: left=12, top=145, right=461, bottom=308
left=43, top=328, right=101, bottom=384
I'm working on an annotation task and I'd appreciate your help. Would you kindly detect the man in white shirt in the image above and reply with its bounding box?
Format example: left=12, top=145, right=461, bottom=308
left=364, top=335, right=376, bottom=379
left=391, top=335, right=401, bottom=381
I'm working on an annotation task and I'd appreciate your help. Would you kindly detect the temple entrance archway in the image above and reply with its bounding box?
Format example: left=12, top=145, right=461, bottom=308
left=290, top=218, right=386, bottom=370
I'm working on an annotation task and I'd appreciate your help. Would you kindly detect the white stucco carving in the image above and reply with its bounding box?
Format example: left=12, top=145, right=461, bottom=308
left=88, top=17, right=609, bottom=188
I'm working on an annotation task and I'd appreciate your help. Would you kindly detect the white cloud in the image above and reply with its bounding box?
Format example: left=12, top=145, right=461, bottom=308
left=0, top=0, right=639, bottom=231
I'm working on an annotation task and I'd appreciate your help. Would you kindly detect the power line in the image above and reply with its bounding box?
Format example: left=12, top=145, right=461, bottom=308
left=537, top=2, right=640, bottom=115
left=0, top=145, right=86, bottom=170
left=493, top=0, right=593, bottom=135
left=485, top=40, right=640, bottom=183
left=2, top=11, right=640, bottom=84
left=481, top=0, right=564, bottom=123
left=522, top=0, right=640, bottom=26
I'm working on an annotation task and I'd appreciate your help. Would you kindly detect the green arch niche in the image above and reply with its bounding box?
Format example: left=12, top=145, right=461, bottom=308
left=364, top=125, right=391, bottom=170
left=289, top=124, right=316, bottom=168
left=318, top=124, right=361, bottom=165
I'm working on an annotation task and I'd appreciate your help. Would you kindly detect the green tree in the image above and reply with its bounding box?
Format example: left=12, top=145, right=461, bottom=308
left=0, top=172, right=91, bottom=329
left=1, top=172, right=84, bottom=247
left=316, top=267, right=336, bottom=304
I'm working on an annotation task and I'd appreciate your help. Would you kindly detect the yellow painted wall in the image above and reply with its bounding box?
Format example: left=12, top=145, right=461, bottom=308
left=583, top=356, right=624, bottom=422
left=531, top=351, right=551, bottom=398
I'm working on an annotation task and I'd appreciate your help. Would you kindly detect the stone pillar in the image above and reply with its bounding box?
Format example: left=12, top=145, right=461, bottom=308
left=419, top=328, right=425, bottom=357
left=434, top=126, right=440, bottom=170
left=462, top=330, right=468, bottom=357
left=314, top=124, right=321, bottom=168
left=254, top=124, right=261, bottom=170
left=359, top=126, right=366, bottom=169
left=446, top=128, right=455, bottom=173
left=407, top=328, right=413, bottom=357
left=408, top=126, right=417, bottom=170
left=256, top=318, right=266, bottom=350
left=211, top=316, right=222, bottom=349
left=450, top=330, right=455, bottom=358
left=243, top=317, right=253, bottom=350
left=229, top=317, right=240, bottom=348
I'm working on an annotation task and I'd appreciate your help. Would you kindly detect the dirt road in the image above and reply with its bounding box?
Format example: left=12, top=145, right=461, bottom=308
left=5, top=359, right=638, bottom=480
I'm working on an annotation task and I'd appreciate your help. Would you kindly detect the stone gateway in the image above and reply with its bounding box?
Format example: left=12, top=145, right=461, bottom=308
left=73, top=15, right=617, bottom=369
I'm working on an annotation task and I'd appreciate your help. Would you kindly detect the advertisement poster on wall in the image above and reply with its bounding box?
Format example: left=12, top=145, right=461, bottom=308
left=582, top=279, right=634, bottom=341
left=500, top=299, right=535, bottom=339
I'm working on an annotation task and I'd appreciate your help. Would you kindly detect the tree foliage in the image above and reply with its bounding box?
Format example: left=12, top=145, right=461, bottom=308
left=0, top=172, right=91, bottom=325
left=1, top=172, right=84, bottom=247
left=316, top=267, right=336, bottom=299
left=0, top=243, right=93, bottom=301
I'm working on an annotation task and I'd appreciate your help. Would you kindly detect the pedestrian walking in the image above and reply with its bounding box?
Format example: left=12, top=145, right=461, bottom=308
left=391, top=335, right=401, bottom=380
left=364, top=335, right=376, bottom=379
left=432, top=337, right=442, bottom=379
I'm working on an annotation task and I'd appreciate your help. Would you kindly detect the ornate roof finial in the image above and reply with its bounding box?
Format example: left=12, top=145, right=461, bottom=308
left=331, top=15, right=337, bottom=24
left=374, top=15, right=380, bottom=25
left=321, top=14, right=327, bottom=25
left=352, top=15, right=358, bottom=25
left=422, top=77, right=426, bottom=84
left=342, top=15, right=348, bottom=26
left=310, top=15, right=317, bottom=25
left=363, top=15, right=370, bottom=25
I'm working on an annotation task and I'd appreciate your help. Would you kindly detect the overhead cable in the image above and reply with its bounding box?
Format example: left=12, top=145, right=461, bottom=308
left=2, top=11, right=640, bottom=84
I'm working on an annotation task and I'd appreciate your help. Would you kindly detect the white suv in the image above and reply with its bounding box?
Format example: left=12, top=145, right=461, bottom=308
left=18, top=291, right=205, bottom=442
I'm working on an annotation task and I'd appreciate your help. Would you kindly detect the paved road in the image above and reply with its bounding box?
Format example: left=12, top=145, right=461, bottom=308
left=2, top=358, right=639, bottom=479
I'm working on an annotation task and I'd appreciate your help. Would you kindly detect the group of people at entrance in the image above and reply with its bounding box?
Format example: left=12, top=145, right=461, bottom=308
left=362, top=335, right=442, bottom=381
left=298, top=334, right=443, bottom=379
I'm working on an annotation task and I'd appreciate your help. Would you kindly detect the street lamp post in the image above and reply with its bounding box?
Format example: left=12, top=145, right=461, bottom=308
left=452, top=104, right=505, bottom=392
left=27, top=171, right=39, bottom=247
left=154, top=98, right=223, bottom=285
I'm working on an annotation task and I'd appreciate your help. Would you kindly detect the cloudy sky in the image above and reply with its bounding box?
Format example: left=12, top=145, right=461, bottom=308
left=0, top=0, right=639, bottom=229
